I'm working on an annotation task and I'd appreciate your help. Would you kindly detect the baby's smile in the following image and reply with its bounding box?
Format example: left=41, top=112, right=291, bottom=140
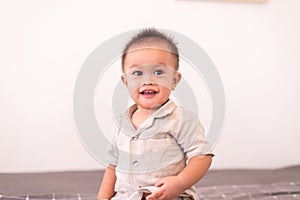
left=139, top=87, right=159, bottom=98
left=140, top=90, right=156, bottom=94
left=140, top=90, right=157, bottom=98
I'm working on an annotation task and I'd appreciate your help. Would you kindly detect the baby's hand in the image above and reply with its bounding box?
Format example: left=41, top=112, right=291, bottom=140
left=146, top=176, right=184, bottom=200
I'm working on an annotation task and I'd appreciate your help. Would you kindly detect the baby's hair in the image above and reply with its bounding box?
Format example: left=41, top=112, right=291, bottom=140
left=121, top=28, right=179, bottom=70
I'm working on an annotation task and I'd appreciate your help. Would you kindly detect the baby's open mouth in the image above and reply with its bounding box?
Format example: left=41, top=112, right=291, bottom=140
left=140, top=90, right=158, bottom=95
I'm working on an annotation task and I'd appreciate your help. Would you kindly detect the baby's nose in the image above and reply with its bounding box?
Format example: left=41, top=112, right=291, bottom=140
left=143, top=81, right=154, bottom=86
left=142, top=74, right=156, bottom=85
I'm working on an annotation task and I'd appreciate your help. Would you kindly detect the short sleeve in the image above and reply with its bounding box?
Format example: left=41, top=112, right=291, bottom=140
left=175, top=110, right=214, bottom=162
left=105, top=128, right=119, bottom=166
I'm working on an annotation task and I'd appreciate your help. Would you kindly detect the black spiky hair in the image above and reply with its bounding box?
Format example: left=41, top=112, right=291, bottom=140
left=121, top=28, right=179, bottom=70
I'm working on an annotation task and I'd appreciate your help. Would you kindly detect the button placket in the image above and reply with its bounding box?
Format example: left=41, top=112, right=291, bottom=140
left=129, top=134, right=139, bottom=189
left=131, top=135, right=139, bottom=168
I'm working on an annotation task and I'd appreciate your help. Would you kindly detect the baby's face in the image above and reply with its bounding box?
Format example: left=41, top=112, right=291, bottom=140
left=122, top=46, right=181, bottom=110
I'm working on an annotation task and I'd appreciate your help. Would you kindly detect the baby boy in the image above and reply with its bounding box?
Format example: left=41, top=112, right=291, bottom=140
left=98, top=28, right=213, bottom=200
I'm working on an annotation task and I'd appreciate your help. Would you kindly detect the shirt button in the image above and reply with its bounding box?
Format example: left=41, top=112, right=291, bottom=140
left=132, top=160, right=139, bottom=167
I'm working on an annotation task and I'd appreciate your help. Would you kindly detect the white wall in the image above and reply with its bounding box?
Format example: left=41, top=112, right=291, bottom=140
left=0, top=0, right=299, bottom=172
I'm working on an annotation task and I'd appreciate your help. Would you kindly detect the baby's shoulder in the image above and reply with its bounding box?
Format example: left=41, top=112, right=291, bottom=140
left=173, top=106, right=199, bottom=123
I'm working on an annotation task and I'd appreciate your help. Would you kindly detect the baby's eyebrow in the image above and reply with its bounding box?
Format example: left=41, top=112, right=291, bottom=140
left=156, top=62, right=167, bottom=66
left=129, top=64, right=139, bottom=68
left=127, top=63, right=172, bottom=71
left=141, top=63, right=168, bottom=67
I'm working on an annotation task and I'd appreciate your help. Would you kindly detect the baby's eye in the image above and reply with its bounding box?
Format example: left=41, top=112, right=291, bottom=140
left=132, top=71, right=143, bottom=76
left=154, top=70, right=164, bottom=76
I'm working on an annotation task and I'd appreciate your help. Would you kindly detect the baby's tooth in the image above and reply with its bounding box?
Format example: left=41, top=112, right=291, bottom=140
left=143, top=90, right=155, bottom=94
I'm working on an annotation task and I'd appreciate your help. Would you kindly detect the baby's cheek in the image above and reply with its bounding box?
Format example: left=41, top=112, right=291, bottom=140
left=127, top=83, right=140, bottom=96
left=127, top=85, right=138, bottom=95
left=130, top=91, right=139, bottom=101
left=126, top=77, right=144, bottom=93
left=158, top=86, right=171, bottom=95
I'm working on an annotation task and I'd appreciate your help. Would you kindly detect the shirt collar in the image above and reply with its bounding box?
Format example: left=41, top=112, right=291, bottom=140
left=118, top=99, right=177, bottom=137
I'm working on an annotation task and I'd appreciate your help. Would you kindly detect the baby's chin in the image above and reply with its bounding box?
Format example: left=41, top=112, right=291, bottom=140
left=135, top=102, right=162, bottom=110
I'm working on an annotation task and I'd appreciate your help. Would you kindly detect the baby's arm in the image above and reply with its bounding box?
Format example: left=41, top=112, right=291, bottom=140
left=178, top=154, right=212, bottom=190
left=97, top=165, right=116, bottom=200
left=146, top=154, right=212, bottom=200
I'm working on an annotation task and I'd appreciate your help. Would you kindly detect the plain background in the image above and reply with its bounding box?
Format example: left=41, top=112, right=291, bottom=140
left=0, top=0, right=299, bottom=172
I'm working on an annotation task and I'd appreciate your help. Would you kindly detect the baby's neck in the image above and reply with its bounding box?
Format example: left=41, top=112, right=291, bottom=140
left=131, top=99, right=169, bottom=129
left=131, top=106, right=158, bottom=129
left=137, top=106, right=158, bottom=115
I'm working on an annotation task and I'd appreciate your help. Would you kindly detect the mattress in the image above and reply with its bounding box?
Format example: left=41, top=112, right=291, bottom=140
left=0, top=165, right=299, bottom=200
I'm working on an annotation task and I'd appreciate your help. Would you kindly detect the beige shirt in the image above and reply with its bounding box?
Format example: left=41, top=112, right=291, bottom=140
left=106, top=99, right=213, bottom=200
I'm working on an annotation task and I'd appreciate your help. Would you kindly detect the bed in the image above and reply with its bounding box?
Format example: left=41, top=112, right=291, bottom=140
left=0, top=165, right=299, bottom=199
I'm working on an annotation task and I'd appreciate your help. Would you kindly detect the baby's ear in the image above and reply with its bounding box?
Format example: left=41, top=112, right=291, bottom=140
left=171, top=72, right=181, bottom=90
left=121, top=73, right=128, bottom=86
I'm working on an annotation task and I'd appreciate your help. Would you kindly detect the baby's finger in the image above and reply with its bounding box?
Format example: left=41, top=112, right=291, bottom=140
left=154, top=179, right=165, bottom=187
left=146, top=189, right=164, bottom=200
